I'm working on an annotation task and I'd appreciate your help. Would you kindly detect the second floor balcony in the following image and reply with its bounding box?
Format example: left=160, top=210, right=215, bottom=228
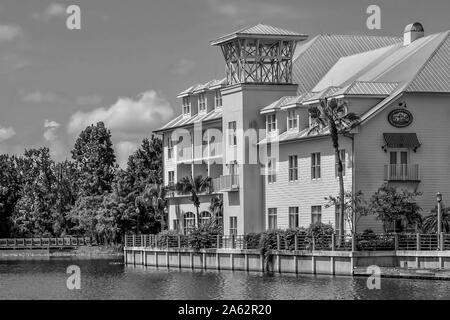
left=212, top=175, right=239, bottom=192
left=177, top=142, right=223, bottom=163
left=384, top=164, right=420, bottom=182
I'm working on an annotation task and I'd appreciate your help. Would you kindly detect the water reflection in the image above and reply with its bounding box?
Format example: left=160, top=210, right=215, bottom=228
left=1, top=257, right=450, bottom=300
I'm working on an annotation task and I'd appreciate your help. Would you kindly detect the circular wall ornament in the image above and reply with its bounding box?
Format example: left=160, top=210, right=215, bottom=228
left=388, top=109, right=413, bottom=128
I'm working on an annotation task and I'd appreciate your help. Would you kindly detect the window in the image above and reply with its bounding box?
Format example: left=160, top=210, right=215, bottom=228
left=167, top=137, right=174, bottom=159
left=215, top=90, right=222, bottom=108
left=266, top=114, right=277, bottom=133
left=311, top=206, right=322, bottom=224
left=173, top=219, right=180, bottom=231
left=229, top=217, right=237, bottom=236
left=182, top=97, right=191, bottom=115
left=199, top=211, right=211, bottom=226
left=268, top=208, right=277, bottom=230
left=183, top=212, right=195, bottom=235
left=335, top=150, right=346, bottom=177
left=289, top=207, right=299, bottom=228
left=198, top=93, right=206, bottom=112
left=287, top=110, right=298, bottom=130
left=311, top=153, right=321, bottom=180
left=228, top=121, right=237, bottom=146
left=267, top=157, right=277, bottom=184
left=168, top=171, right=175, bottom=186
left=289, top=155, right=298, bottom=182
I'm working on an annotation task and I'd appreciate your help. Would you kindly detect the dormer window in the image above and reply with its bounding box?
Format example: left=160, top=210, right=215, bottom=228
left=287, top=110, right=298, bottom=130
left=182, top=96, right=191, bottom=115
left=266, top=114, right=277, bottom=133
left=215, top=90, right=223, bottom=108
left=198, top=93, right=206, bottom=112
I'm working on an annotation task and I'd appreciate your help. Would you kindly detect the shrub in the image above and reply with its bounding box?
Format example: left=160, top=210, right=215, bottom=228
left=244, top=233, right=261, bottom=249
left=157, top=230, right=182, bottom=248
left=187, top=218, right=222, bottom=251
left=306, top=223, right=335, bottom=250
left=284, top=228, right=307, bottom=250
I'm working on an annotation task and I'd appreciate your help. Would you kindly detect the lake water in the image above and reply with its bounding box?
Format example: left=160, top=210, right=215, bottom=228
left=0, top=256, right=450, bottom=300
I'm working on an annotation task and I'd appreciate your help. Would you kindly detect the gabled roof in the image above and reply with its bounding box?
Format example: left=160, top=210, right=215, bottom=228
left=302, top=86, right=342, bottom=104
left=210, top=24, right=308, bottom=45
left=292, top=34, right=402, bottom=94
left=260, top=96, right=296, bottom=114
left=406, top=31, right=450, bottom=92
left=177, top=78, right=226, bottom=97
left=154, top=108, right=223, bottom=133
left=331, top=81, right=400, bottom=98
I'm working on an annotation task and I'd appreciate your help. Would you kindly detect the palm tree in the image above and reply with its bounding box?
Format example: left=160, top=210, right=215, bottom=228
left=176, top=175, right=212, bottom=227
left=135, top=184, right=168, bottom=232
left=422, top=205, right=450, bottom=233
left=308, top=98, right=360, bottom=239
left=210, top=195, right=224, bottom=229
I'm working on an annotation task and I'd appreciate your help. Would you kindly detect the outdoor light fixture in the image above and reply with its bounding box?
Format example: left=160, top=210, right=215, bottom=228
left=437, top=192, right=443, bottom=203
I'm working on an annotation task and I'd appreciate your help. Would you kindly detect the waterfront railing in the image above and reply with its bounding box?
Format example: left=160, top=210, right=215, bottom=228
left=125, top=233, right=450, bottom=252
left=0, top=237, right=95, bottom=249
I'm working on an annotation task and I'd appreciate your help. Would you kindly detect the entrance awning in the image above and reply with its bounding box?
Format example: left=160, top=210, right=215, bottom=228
left=383, top=133, right=421, bottom=151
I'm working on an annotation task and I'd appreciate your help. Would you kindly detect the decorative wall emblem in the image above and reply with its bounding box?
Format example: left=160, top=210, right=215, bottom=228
left=388, top=109, right=413, bottom=128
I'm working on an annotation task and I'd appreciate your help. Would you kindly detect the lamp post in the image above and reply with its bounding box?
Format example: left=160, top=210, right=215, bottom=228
left=437, top=192, right=442, bottom=250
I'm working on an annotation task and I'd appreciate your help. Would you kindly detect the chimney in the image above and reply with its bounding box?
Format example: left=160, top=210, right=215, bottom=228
left=404, top=22, right=424, bottom=46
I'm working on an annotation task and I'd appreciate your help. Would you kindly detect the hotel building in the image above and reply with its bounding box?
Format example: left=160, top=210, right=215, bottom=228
left=154, top=22, right=450, bottom=235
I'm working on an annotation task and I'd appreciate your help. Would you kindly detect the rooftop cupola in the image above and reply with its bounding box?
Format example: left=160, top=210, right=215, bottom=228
left=404, top=22, right=424, bottom=46
left=211, top=24, right=308, bottom=85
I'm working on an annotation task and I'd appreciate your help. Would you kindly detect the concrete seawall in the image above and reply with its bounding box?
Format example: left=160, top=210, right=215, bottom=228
left=124, top=247, right=450, bottom=276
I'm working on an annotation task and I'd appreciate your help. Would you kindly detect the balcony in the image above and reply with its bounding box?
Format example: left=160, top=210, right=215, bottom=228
left=384, top=164, right=420, bottom=182
left=177, top=146, right=193, bottom=163
left=213, top=175, right=239, bottom=192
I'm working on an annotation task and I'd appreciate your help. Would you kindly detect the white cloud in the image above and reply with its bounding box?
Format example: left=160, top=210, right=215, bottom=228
left=0, top=125, right=16, bottom=142
left=33, top=3, right=66, bottom=21
left=75, top=95, right=103, bottom=107
left=172, top=58, right=196, bottom=76
left=115, top=141, right=139, bottom=168
left=43, top=120, right=61, bottom=142
left=20, top=90, right=65, bottom=104
left=67, top=90, right=174, bottom=135
left=0, top=25, right=22, bottom=43
left=206, top=0, right=304, bottom=21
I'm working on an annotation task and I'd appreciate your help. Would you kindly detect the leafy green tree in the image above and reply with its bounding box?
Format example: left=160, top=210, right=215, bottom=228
left=308, top=98, right=359, bottom=238
left=71, top=122, right=116, bottom=196
left=369, top=184, right=423, bottom=233
left=135, top=184, right=168, bottom=233
left=325, top=190, right=369, bottom=235
left=0, top=155, right=21, bottom=237
left=126, top=136, right=163, bottom=191
left=10, top=148, right=57, bottom=237
left=176, top=175, right=212, bottom=227
left=52, top=160, right=79, bottom=236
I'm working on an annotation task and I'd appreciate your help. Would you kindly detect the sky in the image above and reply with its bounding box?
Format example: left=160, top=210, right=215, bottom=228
left=0, top=0, right=449, bottom=167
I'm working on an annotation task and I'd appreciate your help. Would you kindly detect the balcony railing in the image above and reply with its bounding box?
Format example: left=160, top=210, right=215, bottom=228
left=384, top=164, right=420, bottom=182
left=177, top=143, right=223, bottom=163
left=213, top=175, right=239, bottom=192
left=177, top=146, right=192, bottom=163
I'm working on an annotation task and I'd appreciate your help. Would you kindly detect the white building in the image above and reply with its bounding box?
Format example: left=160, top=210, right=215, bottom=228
left=155, top=23, right=450, bottom=235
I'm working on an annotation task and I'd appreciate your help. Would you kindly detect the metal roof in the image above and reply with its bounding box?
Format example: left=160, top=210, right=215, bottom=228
left=177, top=78, right=226, bottom=97
left=292, top=34, right=402, bottom=94
left=331, top=81, right=400, bottom=97
left=210, top=24, right=308, bottom=45
left=260, top=96, right=296, bottom=114
left=406, top=32, right=450, bottom=92
left=154, top=108, right=223, bottom=133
